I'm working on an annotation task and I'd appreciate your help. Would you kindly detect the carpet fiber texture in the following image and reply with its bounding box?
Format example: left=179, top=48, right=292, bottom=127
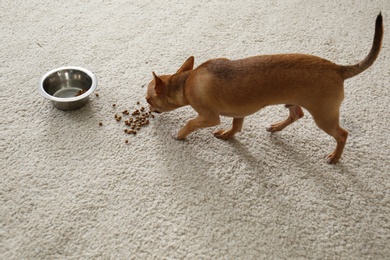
left=1, top=0, right=389, bottom=259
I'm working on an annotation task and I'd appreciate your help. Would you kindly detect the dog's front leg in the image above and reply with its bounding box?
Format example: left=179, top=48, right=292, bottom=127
left=214, top=117, right=244, bottom=140
left=175, top=114, right=220, bottom=140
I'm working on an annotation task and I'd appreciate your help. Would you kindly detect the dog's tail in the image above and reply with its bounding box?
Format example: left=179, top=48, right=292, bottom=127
left=340, top=13, right=383, bottom=80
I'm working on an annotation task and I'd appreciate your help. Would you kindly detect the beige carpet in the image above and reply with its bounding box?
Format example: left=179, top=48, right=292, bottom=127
left=1, top=0, right=389, bottom=259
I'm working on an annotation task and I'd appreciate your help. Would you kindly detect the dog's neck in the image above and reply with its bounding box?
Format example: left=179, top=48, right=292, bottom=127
left=167, top=71, right=191, bottom=108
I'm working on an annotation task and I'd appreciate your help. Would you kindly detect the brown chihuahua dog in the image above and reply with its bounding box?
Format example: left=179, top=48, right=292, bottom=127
left=146, top=13, right=383, bottom=164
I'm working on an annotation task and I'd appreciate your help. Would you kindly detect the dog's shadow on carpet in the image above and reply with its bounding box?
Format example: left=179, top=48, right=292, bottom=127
left=142, top=113, right=379, bottom=219
left=233, top=136, right=308, bottom=164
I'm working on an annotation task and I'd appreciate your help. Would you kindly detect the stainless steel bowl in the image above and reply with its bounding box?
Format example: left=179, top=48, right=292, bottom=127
left=39, top=66, right=97, bottom=110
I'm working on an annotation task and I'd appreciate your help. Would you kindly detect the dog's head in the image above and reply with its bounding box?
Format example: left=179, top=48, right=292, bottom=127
left=146, top=56, right=194, bottom=113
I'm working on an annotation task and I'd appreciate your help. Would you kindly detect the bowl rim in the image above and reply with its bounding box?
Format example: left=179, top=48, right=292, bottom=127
left=38, top=66, right=97, bottom=102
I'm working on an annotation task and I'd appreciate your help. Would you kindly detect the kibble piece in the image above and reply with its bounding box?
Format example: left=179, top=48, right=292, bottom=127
left=137, top=101, right=140, bottom=105
left=95, top=93, right=99, bottom=97
left=75, top=89, right=87, bottom=97
left=99, top=122, right=103, bottom=126
left=112, top=104, right=116, bottom=107
left=125, top=140, right=129, bottom=143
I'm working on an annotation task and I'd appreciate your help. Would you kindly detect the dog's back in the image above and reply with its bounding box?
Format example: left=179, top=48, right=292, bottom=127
left=193, top=54, right=343, bottom=109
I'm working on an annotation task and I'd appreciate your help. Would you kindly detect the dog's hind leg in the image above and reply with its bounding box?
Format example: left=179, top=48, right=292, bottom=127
left=307, top=104, right=348, bottom=164
left=266, top=105, right=304, bottom=133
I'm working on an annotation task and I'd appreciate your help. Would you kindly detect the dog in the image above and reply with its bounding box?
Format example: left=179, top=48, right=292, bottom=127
left=145, top=13, right=383, bottom=164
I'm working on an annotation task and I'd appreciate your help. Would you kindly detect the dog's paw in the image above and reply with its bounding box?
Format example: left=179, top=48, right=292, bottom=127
left=171, top=131, right=180, bottom=140
left=266, top=124, right=279, bottom=133
left=172, top=131, right=187, bottom=141
left=213, top=129, right=234, bottom=140
left=326, top=152, right=340, bottom=164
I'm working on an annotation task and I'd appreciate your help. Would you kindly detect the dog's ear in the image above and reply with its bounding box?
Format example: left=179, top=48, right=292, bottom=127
left=153, top=72, right=165, bottom=96
left=177, top=56, right=194, bottom=73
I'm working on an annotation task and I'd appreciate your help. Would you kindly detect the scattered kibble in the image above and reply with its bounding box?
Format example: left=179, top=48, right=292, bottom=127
left=95, top=93, right=99, bottom=97
left=103, top=100, right=156, bottom=143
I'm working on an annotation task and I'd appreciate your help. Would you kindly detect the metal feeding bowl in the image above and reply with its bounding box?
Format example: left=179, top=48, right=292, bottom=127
left=39, top=66, right=97, bottom=110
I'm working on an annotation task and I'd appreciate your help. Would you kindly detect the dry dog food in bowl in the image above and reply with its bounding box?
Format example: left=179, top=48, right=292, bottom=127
left=38, top=66, right=97, bottom=110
